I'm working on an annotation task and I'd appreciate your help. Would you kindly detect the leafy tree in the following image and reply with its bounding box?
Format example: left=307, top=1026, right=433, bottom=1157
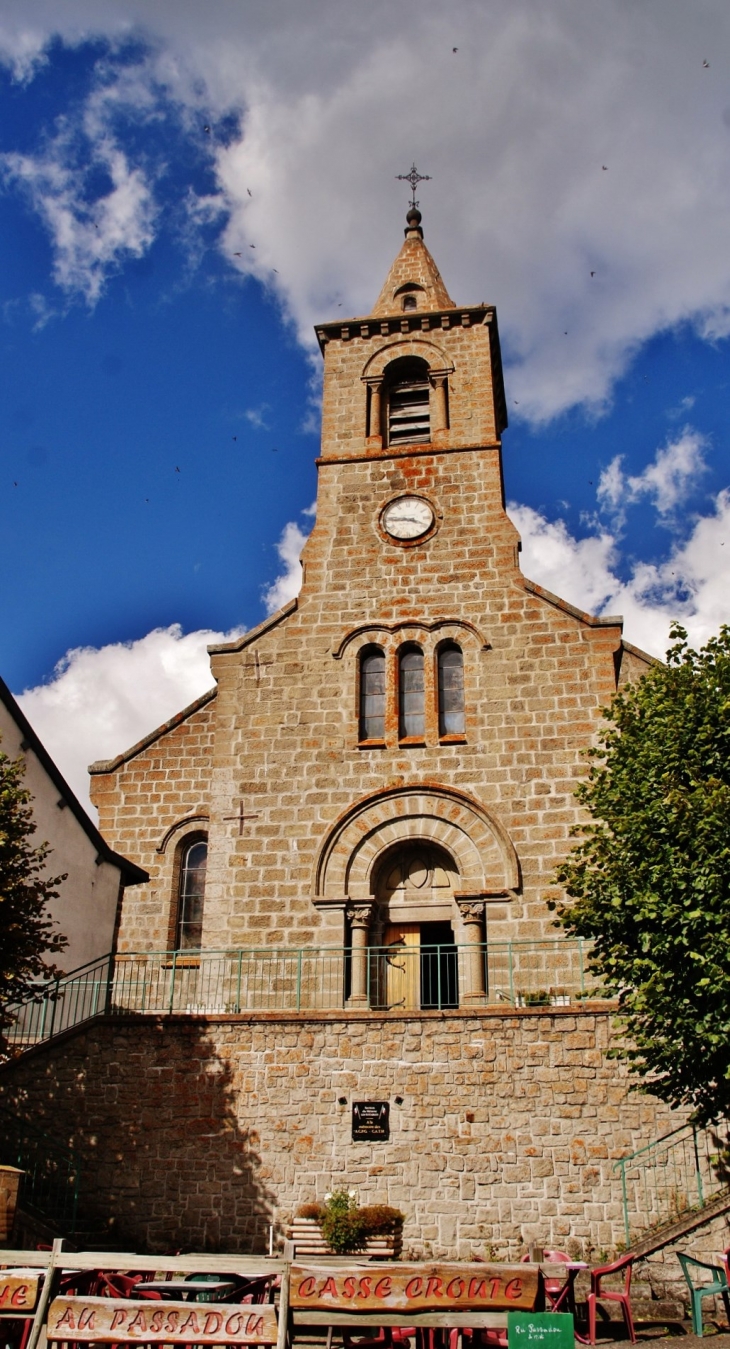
left=552, top=624, right=730, bottom=1126
left=0, top=742, right=67, bottom=1035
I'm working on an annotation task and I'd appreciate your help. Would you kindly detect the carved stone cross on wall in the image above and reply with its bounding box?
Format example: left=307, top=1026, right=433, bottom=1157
left=223, top=800, right=260, bottom=836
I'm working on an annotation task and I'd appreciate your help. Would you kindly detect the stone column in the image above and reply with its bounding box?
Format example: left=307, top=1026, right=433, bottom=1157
left=346, top=901, right=374, bottom=1007
left=457, top=900, right=487, bottom=1006
left=430, top=375, right=448, bottom=434
left=366, top=380, right=383, bottom=447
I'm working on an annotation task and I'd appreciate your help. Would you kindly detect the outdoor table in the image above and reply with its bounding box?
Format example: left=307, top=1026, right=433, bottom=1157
left=144, top=1280, right=237, bottom=1300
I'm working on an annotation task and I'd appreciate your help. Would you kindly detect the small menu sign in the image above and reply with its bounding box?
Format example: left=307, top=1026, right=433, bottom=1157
left=508, top=1313, right=575, bottom=1349
left=352, top=1101, right=389, bottom=1140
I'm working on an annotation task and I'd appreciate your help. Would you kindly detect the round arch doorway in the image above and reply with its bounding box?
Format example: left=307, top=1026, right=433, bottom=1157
left=373, top=842, right=460, bottom=1011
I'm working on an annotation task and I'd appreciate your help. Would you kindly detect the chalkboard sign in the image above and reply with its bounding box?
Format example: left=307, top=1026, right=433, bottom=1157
left=508, top=1312, right=574, bottom=1349
left=352, top=1101, right=389, bottom=1140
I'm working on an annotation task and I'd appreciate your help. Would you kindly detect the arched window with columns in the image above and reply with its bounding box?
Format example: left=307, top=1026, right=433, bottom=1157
left=384, top=357, right=431, bottom=447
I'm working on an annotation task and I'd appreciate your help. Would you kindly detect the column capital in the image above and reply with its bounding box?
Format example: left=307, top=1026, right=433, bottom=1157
left=346, top=900, right=375, bottom=930
left=457, top=898, right=486, bottom=924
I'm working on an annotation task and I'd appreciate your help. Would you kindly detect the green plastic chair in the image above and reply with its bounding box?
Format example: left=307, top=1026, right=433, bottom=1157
left=676, top=1252, right=730, bottom=1336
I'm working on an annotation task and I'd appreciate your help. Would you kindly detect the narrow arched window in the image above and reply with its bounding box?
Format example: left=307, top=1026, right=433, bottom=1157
left=402, top=294, right=417, bottom=311
left=385, top=357, right=430, bottom=447
left=438, top=644, right=465, bottom=736
left=399, top=645, right=425, bottom=739
left=177, top=839, right=207, bottom=949
left=359, top=647, right=386, bottom=741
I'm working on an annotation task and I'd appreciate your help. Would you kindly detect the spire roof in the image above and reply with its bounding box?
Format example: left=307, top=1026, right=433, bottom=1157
left=370, top=207, right=456, bottom=317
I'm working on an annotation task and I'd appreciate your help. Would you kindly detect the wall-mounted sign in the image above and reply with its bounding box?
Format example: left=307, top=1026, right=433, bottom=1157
left=508, top=1312, right=575, bottom=1349
left=352, top=1101, right=389, bottom=1140
left=290, top=1263, right=538, bottom=1313
left=46, top=1299, right=278, bottom=1344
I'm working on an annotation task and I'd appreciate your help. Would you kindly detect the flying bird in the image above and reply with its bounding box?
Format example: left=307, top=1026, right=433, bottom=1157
left=232, top=436, right=237, bottom=441
left=590, top=271, right=596, bottom=277
left=273, top=268, right=279, bottom=273
left=452, top=47, right=458, bottom=52
left=247, top=188, right=252, bottom=197
left=250, top=244, right=256, bottom=249
left=204, top=125, right=211, bottom=133
left=703, top=59, right=710, bottom=68
left=175, top=466, right=180, bottom=473
left=234, top=252, right=242, bottom=256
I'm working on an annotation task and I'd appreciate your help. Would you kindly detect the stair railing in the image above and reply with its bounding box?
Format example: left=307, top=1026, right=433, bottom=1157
left=614, top=1122, right=730, bottom=1246
left=0, top=1104, right=81, bottom=1233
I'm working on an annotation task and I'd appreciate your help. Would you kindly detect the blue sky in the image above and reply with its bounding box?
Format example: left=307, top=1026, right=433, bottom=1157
left=1, top=0, right=729, bottom=806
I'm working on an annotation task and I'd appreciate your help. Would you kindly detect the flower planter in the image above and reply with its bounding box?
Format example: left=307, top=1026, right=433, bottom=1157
left=288, top=1216, right=402, bottom=1259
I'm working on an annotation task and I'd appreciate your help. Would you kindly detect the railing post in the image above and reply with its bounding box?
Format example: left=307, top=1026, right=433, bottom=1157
left=104, top=954, right=115, bottom=1016
left=619, top=1159, right=630, bottom=1246
left=47, top=977, right=60, bottom=1041
left=168, top=950, right=178, bottom=1013
left=236, top=949, right=243, bottom=1013
left=579, top=938, right=586, bottom=998
left=692, top=1125, right=705, bottom=1206
left=296, top=948, right=302, bottom=1012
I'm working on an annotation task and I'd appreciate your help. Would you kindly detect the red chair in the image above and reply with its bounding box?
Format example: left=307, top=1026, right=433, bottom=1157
left=587, top=1254, right=635, bottom=1344
left=521, top=1250, right=572, bottom=1312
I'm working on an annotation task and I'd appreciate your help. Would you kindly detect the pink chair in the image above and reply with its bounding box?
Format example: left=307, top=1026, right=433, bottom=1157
left=587, top=1254, right=636, bottom=1344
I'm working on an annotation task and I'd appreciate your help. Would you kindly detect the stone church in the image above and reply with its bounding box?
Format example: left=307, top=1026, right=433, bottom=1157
left=3, top=205, right=693, bottom=1261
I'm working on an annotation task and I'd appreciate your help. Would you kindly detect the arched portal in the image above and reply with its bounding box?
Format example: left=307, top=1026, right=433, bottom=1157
left=313, top=785, right=520, bottom=1010
left=373, top=841, right=460, bottom=1011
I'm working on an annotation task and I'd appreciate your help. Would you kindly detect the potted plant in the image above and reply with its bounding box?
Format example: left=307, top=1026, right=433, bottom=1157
left=289, top=1188, right=404, bottom=1257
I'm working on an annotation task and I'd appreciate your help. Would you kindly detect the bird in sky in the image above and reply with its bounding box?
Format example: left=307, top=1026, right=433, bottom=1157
left=233, top=252, right=242, bottom=256
left=204, top=125, right=211, bottom=133
left=175, top=466, right=180, bottom=473
left=703, top=59, right=710, bottom=67
left=273, top=268, right=279, bottom=273
left=602, top=165, right=608, bottom=170
left=250, top=244, right=256, bottom=248
left=232, top=436, right=237, bottom=441
left=452, top=47, right=458, bottom=52
left=247, top=188, right=252, bottom=197
left=590, top=270, right=596, bottom=277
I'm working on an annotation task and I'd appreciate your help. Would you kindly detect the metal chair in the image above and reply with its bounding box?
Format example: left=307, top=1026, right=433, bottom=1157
left=587, top=1253, right=636, bottom=1344
left=676, top=1252, right=730, bottom=1337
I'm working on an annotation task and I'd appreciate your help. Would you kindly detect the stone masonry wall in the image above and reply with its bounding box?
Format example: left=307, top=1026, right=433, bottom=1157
left=0, top=1007, right=683, bottom=1258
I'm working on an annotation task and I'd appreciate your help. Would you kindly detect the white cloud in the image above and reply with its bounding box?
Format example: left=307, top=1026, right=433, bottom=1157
left=2, top=124, right=157, bottom=305
left=511, top=485, right=730, bottom=660
left=1, top=2, right=730, bottom=416
left=17, top=624, right=243, bottom=814
left=598, top=427, right=709, bottom=523
left=262, top=518, right=310, bottom=615
left=243, top=405, right=269, bottom=430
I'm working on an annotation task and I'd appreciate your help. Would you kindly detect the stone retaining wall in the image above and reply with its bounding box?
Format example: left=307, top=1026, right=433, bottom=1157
left=0, top=1006, right=692, bottom=1258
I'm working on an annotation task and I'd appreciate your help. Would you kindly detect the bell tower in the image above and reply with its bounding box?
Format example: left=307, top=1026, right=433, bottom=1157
left=298, top=202, right=517, bottom=615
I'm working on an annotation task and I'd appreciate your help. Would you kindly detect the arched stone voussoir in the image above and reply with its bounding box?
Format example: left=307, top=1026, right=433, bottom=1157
left=313, top=784, right=520, bottom=900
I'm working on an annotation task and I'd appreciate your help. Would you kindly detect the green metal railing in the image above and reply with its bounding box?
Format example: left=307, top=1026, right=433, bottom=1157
left=0, top=1103, right=81, bottom=1233
left=4, top=937, right=602, bottom=1053
left=613, top=1122, right=730, bottom=1246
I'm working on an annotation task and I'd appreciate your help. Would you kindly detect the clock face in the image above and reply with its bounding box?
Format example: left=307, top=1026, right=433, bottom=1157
left=382, top=496, right=434, bottom=541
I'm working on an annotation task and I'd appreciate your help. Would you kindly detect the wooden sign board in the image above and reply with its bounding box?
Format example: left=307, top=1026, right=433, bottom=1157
left=0, top=1274, right=39, bottom=1311
left=46, top=1297, right=278, bottom=1344
left=508, top=1312, right=575, bottom=1349
left=290, top=1264, right=538, bottom=1313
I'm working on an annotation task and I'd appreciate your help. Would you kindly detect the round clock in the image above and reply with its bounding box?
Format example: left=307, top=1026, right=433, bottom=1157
left=381, top=496, right=434, bottom=541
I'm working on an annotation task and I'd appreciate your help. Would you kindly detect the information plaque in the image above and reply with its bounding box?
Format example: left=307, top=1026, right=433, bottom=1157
left=352, top=1100, right=390, bottom=1140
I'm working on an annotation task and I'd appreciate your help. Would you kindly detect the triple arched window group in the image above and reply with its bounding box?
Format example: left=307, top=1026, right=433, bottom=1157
left=359, top=642, right=465, bottom=745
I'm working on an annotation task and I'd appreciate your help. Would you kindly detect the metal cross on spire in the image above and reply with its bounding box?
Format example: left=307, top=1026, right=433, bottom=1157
left=396, top=162, right=432, bottom=209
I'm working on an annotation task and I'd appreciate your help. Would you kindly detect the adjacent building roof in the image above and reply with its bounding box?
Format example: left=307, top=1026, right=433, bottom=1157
left=0, top=674, right=148, bottom=885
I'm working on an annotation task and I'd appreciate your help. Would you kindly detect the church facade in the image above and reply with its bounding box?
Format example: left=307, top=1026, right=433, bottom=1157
left=47, top=205, right=685, bottom=1256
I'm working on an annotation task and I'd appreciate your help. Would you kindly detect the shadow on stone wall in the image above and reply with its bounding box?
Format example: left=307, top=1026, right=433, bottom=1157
left=0, top=1017, right=276, bottom=1254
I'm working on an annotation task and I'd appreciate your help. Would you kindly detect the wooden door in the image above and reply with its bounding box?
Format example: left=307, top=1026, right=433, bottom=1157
left=384, top=923, right=420, bottom=1010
